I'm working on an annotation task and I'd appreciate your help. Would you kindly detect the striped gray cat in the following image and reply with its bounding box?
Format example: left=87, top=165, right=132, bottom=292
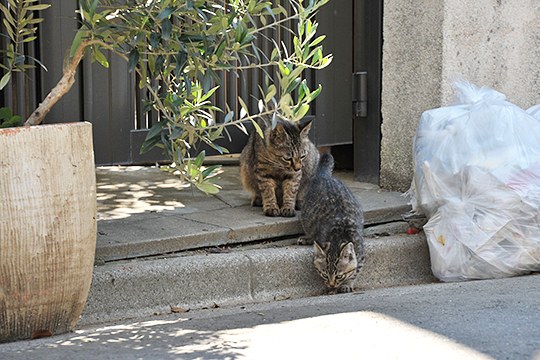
left=299, top=153, right=365, bottom=293
left=239, top=116, right=319, bottom=217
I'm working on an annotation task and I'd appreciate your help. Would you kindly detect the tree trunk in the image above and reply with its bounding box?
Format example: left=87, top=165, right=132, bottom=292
left=24, top=41, right=91, bottom=126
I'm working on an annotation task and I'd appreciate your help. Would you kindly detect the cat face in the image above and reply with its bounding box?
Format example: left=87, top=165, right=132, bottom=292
left=313, top=241, right=358, bottom=289
left=267, top=120, right=312, bottom=172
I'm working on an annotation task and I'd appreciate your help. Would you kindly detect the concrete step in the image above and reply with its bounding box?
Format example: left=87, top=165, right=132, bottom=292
left=95, top=166, right=413, bottom=263
left=85, top=165, right=434, bottom=327
left=80, top=231, right=435, bottom=326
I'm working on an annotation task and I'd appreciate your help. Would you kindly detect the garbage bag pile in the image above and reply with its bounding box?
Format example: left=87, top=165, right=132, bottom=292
left=409, top=80, right=540, bottom=282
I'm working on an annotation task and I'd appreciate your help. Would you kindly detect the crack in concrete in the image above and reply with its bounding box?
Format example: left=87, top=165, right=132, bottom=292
left=212, top=193, right=235, bottom=208
left=177, top=214, right=234, bottom=233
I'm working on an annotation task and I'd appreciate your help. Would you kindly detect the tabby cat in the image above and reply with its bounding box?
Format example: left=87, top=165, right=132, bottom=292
left=299, top=153, right=365, bottom=293
left=239, top=115, right=319, bottom=217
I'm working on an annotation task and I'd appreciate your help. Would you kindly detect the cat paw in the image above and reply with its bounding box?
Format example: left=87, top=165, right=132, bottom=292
left=337, top=285, right=354, bottom=294
left=280, top=207, right=296, bottom=217
left=264, top=207, right=281, bottom=217
left=297, top=236, right=313, bottom=245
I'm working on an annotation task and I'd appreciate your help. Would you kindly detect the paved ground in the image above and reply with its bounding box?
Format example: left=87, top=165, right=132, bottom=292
left=94, top=162, right=413, bottom=262
left=8, top=161, right=537, bottom=359
left=79, top=163, right=436, bottom=325
left=1, top=274, right=539, bottom=359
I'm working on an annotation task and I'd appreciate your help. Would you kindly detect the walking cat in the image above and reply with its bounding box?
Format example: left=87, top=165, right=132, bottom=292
left=239, top=115, right=319, bottom=217
left=299, top=153, right=365, bottom=293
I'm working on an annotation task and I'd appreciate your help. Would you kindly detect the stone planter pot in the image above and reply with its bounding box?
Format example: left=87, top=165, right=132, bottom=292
left=0, top=122, right=96, bottom=343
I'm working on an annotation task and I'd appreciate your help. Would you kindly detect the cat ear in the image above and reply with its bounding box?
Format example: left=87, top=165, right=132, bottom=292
left=298, top=119, right=313, bottom=137
left=314, top=241, right=330, bottom=255
left=340, top=242, right=356, bottom=261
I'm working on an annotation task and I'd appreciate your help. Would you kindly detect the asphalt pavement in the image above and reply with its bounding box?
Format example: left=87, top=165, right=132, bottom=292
left=1, top=274, right=539, bottom=360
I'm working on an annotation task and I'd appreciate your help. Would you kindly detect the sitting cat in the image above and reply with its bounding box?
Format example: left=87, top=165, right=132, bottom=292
left=299, top=152, right=365, bottom=293
left=239, top=115, right=319, bottom=217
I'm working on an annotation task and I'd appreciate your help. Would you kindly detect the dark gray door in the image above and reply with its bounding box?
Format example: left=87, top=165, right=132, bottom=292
left=313, top=0, right=382, bottom=184
left=311, top=0, right=354, bottom=147
left=353, top=0, right=383, bottom=184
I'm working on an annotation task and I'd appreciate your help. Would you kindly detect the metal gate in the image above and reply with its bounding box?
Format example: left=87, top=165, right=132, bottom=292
left=1, top=0, right=382, bottom=182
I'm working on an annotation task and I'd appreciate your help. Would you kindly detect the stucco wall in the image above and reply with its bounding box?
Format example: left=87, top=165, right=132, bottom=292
left=380, top=0, right=540, bottom=192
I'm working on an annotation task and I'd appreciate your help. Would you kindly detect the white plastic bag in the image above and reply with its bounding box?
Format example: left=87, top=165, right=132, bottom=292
left=410, top=81, right=540, bottom=282
left=528, top=104, right=540, bottom=121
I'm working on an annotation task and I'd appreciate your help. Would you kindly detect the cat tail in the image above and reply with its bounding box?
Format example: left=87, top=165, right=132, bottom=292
left=317, top=152, right=334, bottom=175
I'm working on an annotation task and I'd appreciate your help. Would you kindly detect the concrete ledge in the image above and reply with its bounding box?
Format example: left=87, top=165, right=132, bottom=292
left=358, top=233, right=436, bottom=289
left=96, top=200, right=412, bottom=262
left=80, top=233, right=435, bottom=326
left=95, top=166, right=414, bottom=263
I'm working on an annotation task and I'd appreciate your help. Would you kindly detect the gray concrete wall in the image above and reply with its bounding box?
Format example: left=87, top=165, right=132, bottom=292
left=380, top=0, right=540, bottom=192
left=380, top=1, right=444, bottom=191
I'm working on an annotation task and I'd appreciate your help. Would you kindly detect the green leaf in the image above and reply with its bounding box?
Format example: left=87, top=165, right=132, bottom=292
left=310, top=35, right=326, bottom=47
left=140, top=122, right=164, bottom=154
left=162, top=19, right=172, bottom=41
left=201, top=71, right=213, bottom=93
left=140, top=134, right=163, bottom=155
left=202, top=165, right=221, bottom=178
left=285, top=77, right=302, bottom=95
left=0, top=4, right=15, bottom=27
left=0, top=107, right=21, bottom=128
left=0, top=72, right=11, bottom=90
left=193, top=150, right=206, bottom=167
left=170, top=127, right=183, bottom=140
left=215, top=40, right=226, bottom=58
left=199, top=85, right=220, bottom=102
left=208, top=142, right=229, bottom=155
left=311, top=48, right=322, bottom=65
left=149, top=32, right=161, bottom=49
left=158, top=7, right=174, bottom=21
left=155, top=55, right=165, bottom=73
left=90, top=0, right=99, bottom=16
left=128, top=49, right=139, bottom=72
left=278, top=61, right=289, bottom=76
left=0, top=114, right=21, bottom=128
left=92, top=47, right=109, bottom=68
left=196, top=181, right=220, bottom=194
left=270, top=47, right=280, bottom=61
left=0, top=107, right=12, bottom=120
left=298, top=80, right=308, bottom=102
left=288, top=67, right=304, bottom=84
left=234, top=121, right=248, bottom=135
left=22, top=36, right=37, bottom=43
left=26, top=4, right=51, bottom=11
left=265, top=84, right=277, bottom=103
left=320, top=55, right=333, bottom=68
left=238, top=97, right=249, bottom=117
left=307, top=84, right=323, bottom=102
left=2, top=18, right=14, bottom=40
left=223, top=111, right=234, bottom=123
left=294, top=104, right=310, bottom=121
left=70, top=28, right=86, bottom=58
left=251, top=119, right=264, bottom=138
